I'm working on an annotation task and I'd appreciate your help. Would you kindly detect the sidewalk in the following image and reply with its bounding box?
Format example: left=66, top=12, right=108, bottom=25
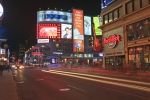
left=0, top=71, right=18, bottom=100
left=47, top=65, right=150, bottom=82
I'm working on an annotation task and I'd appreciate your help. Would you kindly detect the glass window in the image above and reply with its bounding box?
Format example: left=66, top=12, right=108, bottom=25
left=108, top=12, right=113, bottom=22
left=104, top=14, right=108, bottom=24
left=113, top=9, right=118, bottom=20
left=118, top=6, right=123, bottom=17
left=142, top=0, right=149, bottom=7
left=134, top=0, right=141, bottom=10
left=126, top=1, right=133, bottom=14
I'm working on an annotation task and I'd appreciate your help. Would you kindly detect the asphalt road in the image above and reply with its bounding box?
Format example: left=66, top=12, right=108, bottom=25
left=12, top=68, right=150, bottom=100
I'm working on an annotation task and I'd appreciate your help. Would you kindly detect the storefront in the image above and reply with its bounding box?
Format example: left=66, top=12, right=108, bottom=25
left=126, top=17, right=150, bottom=70
left=103, top=27, right=125, bottom=69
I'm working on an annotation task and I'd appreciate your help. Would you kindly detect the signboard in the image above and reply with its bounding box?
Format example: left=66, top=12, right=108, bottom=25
left=101, top=0, right=115, bottom=8
left=37, top=23, right=61, bottom=39
left=37, top=10, right=72, bottom=23
left=0, top=3, right=3, bottom=18
left=37, top=39, right=49, bottom=43
left=84, top=16, right=92, bottom=35
left=73, top=9, right=84, bottom=52
left=93, top=17, right=102, bottom=35
left=103, top=34, right=121, bottom=48
left=61, top=24, right=72, bottom=39
left=103, top=27, right=124, bottom=56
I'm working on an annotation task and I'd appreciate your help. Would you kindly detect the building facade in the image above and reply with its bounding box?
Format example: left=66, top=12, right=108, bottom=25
left=101, top=0, right=150, bottom=70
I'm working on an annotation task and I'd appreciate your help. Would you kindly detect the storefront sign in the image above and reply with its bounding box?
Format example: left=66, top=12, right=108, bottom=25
left=103, top=34, right=121, bottom=48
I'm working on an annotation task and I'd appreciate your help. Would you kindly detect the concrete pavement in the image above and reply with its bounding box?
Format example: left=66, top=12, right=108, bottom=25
left=0, top=70, right=18, bottom=100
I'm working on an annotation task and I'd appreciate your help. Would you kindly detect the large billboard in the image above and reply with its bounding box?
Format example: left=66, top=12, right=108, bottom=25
left=72, top=9, right=84, bottom=52
left=101, top=0, right=115, bottom=9
left=37, top=10, right=72, bottom=23
left=93, top=16, right=102, bottom=35
left=61, top=24, right=72, bottom=39
left=37, top=23, right=61, bottom=39
left=84, top=16, right=92, bottom=35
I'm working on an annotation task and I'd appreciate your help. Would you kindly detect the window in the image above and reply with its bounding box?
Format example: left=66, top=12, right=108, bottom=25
left=126, top=1, right=133, bottom=14
left=141, top=0, right=150, bottom=7
left=118, top=6, right=123, bottom=17
left=134, top=0, right=141, bottom=10
left=108, top=12, right=113, bottom=22
left=104, top=14, right=108, bottom=24
left=113, top=9, right=118, bottom=20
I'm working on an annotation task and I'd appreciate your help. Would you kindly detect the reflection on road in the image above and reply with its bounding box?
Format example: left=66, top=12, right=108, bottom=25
left=12, top=69, right=25, bottom=83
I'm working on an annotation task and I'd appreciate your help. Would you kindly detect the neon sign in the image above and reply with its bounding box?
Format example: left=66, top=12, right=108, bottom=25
left=103, top=34, right=121, bottom=48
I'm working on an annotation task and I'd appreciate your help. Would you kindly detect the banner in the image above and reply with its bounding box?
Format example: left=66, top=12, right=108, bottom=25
left=73, top=9, right=84, bottom=52
left=84, top=16, right=92, bottom=35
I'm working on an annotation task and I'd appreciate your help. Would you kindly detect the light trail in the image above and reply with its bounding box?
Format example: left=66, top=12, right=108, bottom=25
left=42, top=70, right=150, bottom=92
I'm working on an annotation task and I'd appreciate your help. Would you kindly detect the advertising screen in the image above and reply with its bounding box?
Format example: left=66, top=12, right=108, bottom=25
left=73, top=9, right=84, bottom=52
left=61, top=24, right=72, bottom=39
left=93, top=17, right=102, bottom=35
left=37, top=10, right=72, bottom=23
left=101, top=0, right=114, bottom=8
left=73, top=39, right=84, bottom=52
left=84, top=16, right=92, bottom=35
left=37, top=23, right=61, bottom=39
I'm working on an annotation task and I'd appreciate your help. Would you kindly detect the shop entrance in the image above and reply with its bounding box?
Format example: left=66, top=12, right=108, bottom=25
left=105, top=56, right=125, bottom=70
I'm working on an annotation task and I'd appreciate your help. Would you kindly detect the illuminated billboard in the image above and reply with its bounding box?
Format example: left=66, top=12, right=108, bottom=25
left=37, top=10, right=72, bottom=23
left=101, top=0, right=115, bottom=8
left=73, top=9, right=84, bottom=52
left=84, top=16, right=92, bottom=35
left=93, top=17, right=102, bottom=35
left=37, top=23, right=61, bottom=39
left=73, top=39, right=84, bottom=53
left=61, top=24, right=72, bottom=39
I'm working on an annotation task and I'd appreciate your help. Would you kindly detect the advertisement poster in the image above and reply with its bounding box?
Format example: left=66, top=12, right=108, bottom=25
left=37, top=10, right=72, bottom=23
left=72, top=9, right=84, bottom=52
left=84, top=16, right=92, bottom=35
left=73, top=39, right=84, bottom=52
left=37, top=23, right=61, bottom=39
left=93, top=17, right=102, bottom=35
left=61, top=24, right=72, bottom=39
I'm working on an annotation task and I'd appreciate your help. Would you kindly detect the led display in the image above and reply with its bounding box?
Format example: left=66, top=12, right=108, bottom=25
left=84, top=16, right=92, bottom=35
left=37, top=10, right=72, bottom=23
left=61, top=24, right=72, bottom=39
left=37, top=23, right=61, bottom=39
left=93, top=17, right=102, bottom=35
left=72, top=9, right=84, bottom=52
left=101, top=0, right=115, bottom=8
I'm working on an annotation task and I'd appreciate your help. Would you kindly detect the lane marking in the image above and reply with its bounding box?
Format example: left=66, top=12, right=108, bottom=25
left=17, top=81, right=24, bottom=84
left=36, top=78, right=44, bottom=81
left=59, top=88, right=71, bottom=91
left=42, top=70, right=150, bottom=92
left=48, top=70, right=150, bottom=86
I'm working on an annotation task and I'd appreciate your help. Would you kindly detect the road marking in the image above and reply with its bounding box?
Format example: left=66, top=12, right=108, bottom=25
left=37, top=78, right=44, bottom=81
left=48, top=70, right=150, bottom=86
left=17, top=81, right=24, bottom=84
left=42, top=70, right=150, bottom=92
left=59, top=88, right=71, bottom=91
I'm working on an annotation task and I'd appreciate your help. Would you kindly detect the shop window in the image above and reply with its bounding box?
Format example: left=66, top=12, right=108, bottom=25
left=113, top=9, right=118, bottom=20
left=141, top=0, right=150, bottom=7
left=134, top=0, right=141, bottom=10
left=126, top=1, right=133, bottom=14
left=143, top=18, right=150, bottom=37
left=108, top=12, right=113, bottom=22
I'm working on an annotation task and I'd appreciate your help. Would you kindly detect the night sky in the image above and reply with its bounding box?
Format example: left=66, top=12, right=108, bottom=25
left=2, top=0, right=101, bottom=51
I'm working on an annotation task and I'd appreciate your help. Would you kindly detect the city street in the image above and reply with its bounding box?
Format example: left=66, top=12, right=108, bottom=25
left=12, top=67, right=150, bottom=100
